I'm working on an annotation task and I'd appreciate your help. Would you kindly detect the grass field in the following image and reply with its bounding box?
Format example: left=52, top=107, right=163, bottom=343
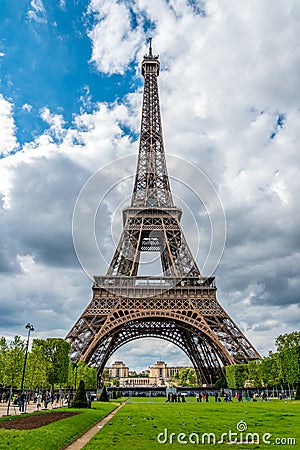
left=0, top=398, right=299, bottom=449
left=84, top=398, right=300, bottom=449
left=0, top=402, right=119, bottom=450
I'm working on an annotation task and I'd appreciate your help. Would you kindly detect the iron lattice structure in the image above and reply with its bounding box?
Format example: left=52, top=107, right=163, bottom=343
left=66, top=41, right=260, bottom=384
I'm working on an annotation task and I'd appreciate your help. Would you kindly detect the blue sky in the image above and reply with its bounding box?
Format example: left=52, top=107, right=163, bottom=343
left=0, top=0, right=136, bottom=144
left=0, top=0, right=300, bottom=371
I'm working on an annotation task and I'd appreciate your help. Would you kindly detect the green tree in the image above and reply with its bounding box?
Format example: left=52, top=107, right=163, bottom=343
left=247, top=360, right=263, bottom=388
left=102, top=367, right=110, bottom=383
left=68, top=361, right=97, bottom=390
left=34, top=338, right=70, bottom=390
left=4, top=336, right=25, bottom=388
left=275, top=331, right=300, bottom=351
left=280, top=346, right=300, bottom=387
left=26, top=341, right=47, bottom=389
left=226, top=364, right=249, bottom=389
left=178, top=368, right=198, bottom=386
left=0, top=337, right=8, bottom=386
left=71, top=379, right=88, bottom=408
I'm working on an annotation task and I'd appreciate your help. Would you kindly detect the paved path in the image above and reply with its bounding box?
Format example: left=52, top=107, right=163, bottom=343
left=0, top=401, right=64, bottom=416
left=64, top=403, right=125, bottom=450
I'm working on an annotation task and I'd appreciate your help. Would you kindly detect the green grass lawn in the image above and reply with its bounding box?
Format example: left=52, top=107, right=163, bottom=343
left=0, top=398, right=299, bottom=449
left=0, top=402, right=119, bottom=450
left=84, top=398, right=300, bottom=449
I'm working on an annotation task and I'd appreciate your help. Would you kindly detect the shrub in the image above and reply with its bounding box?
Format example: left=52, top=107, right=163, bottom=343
left=71, top=379, right=88, bottom=408
left=100, top=385, right=109, bottom=402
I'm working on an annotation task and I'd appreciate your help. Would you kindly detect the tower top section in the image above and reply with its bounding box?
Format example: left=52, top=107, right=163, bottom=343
left=142, top=38, right=160, bottom=77
left=131, top=39, right=173, bottom=208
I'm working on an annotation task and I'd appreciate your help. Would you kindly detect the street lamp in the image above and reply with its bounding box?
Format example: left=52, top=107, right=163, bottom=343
left=20, top=323, right=34, bottom=393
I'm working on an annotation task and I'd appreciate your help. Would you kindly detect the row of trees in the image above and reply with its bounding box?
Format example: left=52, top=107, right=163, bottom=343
left=0, top=336, right=97, bottom=391
left=226, top=334, right=300, bottom=390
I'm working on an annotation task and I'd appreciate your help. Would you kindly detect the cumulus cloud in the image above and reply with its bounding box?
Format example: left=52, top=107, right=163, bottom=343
left=1, top=0, right=300, bottom=368
left=87, top=0, right=145, bottom=74
left=0, top=95, right=18, bottom=156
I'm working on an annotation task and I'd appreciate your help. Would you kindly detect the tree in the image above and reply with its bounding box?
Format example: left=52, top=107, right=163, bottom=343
left=275, top=331, right=300, bottom=351
left=280, top=346, right=300, bottom=387
left=0, top=337, right=8, bottom=386
left=247, top=360, right=263, bottom=388
left=102, top=367, right=110, bottom=382
left=68, top=361, right=97, bottom=390
left=71, top=379, right=88, bottom=408
left=26, top=341, right=47, bottom=389
left=178, top=368, right=198, bottom=386
left=226, top=364, right=249, bottom=389
left=259, top=354, right=280, bottom=388
left=34, top=338, right=70, bottom=390
left=4, top=336, right=25, bottom=388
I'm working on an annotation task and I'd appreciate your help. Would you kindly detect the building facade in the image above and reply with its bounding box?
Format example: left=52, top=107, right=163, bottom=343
left=108, top=360, right=191, bottom=387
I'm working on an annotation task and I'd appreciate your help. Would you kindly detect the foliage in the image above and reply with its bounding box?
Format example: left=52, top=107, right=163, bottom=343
left=26, top=342, right=47, bottom=389
left=275, top=331, right=300, bottom=351
left=247, top=360, right=264, bottom=388
left=100, top=385, right=109, bottom=402
left=68, top=361, right=97, bottom=390
left=260, top=352, right=282, bottom=387
left=280, top=346, right=300, bottom=386
left=177, top=368, right=198, bottom=386
left=102, top=367, right=110, bottom=382
left=71, top=379, right=88, bottom=408
left=0, top=336, right=25, bottom=388
left=214, top=377, right=227, bottom=388
left=225, top=364, right=249, bottom=388
left=225, top=331, right=300, bottom=390
left=45, top=338, right=70, bottom=387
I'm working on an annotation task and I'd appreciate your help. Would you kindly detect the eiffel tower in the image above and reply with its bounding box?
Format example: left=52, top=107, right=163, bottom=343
left=66, top=40, right=260, bottom=384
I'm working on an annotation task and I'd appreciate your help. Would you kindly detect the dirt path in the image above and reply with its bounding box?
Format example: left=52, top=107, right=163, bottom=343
left=63, top=402, right=125, bottom=450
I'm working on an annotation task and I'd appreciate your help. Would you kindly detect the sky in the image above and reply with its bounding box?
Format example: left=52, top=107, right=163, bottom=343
left=0, top=0, right=299, bottom=372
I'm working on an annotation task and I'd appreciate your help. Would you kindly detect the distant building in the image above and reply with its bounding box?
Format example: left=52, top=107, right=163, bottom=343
left=109, top=361, right=129, bottom=378
left=149, top=361, right=186, bottom=379
left=108, top=360, right=191, bottom=387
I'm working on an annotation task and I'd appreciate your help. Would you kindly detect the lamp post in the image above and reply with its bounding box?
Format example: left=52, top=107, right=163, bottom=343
left=20, top=323, right=34, bottom=405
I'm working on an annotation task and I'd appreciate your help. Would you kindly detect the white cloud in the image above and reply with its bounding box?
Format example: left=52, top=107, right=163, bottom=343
left=87, top=0, right=144, bottom=74
left=22, top=103, right=33, bottom=113
left=27, top=0, right=47, bottom=23
left=0, top=94, right=18, bottom=156
left=1, top=0, right=300, bottom=369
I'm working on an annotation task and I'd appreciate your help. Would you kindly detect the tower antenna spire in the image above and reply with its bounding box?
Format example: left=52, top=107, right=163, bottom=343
left=149, top=37, right=153, bottom=57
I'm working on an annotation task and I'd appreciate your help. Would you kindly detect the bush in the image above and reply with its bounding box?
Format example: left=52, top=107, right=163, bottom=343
left=215, top=378, right=228, bottom=389
left=100, top=385, right=109, bottom=402
left=71, top=379, right=88, bottom=408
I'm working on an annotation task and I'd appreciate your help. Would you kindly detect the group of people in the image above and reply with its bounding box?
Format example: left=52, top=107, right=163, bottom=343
left=8, top=389, right=70, bottom=412
left=166, top=392, right=186, bottom=402
left=195, top=392, right=232, bottom=402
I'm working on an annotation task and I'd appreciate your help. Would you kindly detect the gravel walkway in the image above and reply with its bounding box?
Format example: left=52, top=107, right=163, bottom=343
left=63, top=403, right=125, bottom=450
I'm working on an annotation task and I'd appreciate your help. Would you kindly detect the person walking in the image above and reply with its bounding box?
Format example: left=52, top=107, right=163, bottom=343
left=36, top=393, right=41, bottom=411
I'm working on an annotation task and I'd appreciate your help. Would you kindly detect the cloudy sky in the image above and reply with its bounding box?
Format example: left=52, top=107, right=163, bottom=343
left=0, top=0, right=299, bottom=371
